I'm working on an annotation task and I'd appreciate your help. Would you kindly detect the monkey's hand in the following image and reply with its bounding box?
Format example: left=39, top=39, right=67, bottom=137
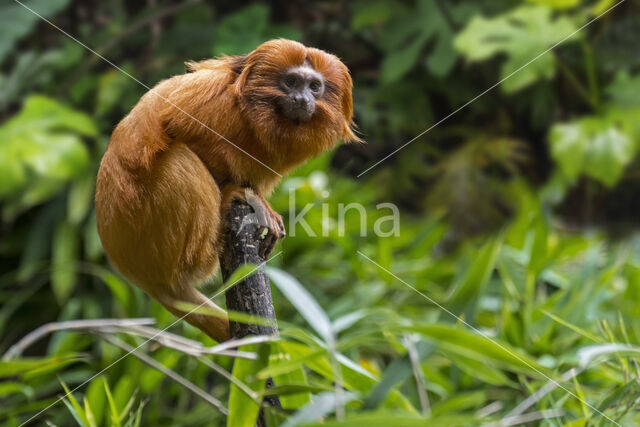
left=223, top=186, right=285, bottom=259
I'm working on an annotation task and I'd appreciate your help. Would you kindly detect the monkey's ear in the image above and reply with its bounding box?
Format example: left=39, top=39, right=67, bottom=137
left=231, top=54, right=251, bottom=95
left=230, top=55, right=248, bottom=75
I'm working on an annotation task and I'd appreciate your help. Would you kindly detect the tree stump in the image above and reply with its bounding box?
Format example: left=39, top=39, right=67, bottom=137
left=220, top=198, right=282, bottom=425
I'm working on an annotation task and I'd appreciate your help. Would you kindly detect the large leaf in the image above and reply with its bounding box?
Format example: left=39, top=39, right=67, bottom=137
left=377, top=0, right=463, bottom=82
left=454, top=6, right=577, bottom=92
left=227, top=343, right=270, bottom=427
left=267, top=267, right=333, bottom=342
left=605, top=71, right=640, bottom=108
left=550, top=111, right=637, bottom=187
left=272, top=363, right=312, bottom=410
left=0, top=95, right=96, bottom=218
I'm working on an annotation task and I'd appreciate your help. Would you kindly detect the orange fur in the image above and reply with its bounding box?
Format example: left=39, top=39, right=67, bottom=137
left=95, top=39, right=357, bottom=342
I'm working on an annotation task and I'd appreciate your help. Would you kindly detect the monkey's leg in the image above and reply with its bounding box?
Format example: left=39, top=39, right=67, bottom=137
left=221, top=185, right=285, bottom=258
left=98, top=143, right=230, bottom=342
left=141, top=144, right=230, bottom=341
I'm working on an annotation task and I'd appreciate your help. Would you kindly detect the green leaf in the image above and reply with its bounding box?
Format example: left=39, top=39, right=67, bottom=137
left=227, top=343, right=270, bottom=427
left=215, top=263, right=260, bottom=296
left=399, top=323, right=548, bottom=378
left=430, top=391, right=486, bottom=417
left=364, top=341, right=435, bottom=409
left=444, top=352, right=514, bottom=386
left=16, top=201, right=58, bottom=281
left=0, top=95, right=95, bottom=217
left=83, top=397, right=98, bottom=427
left=378, top=0, right=461, bottom=82
left=454, top=6, right=577, bottom=92
left=447, top=236, right=502, bottom=312
left=113, top=376, right=135, bottom=415
left=100, top=272, right=132, bottom=314
left=380, top=34, right=427, bottom=84
left=540, top=309, right=603, bottom=343
left=282, top=391, right=358, bottom=427
left=550, top=113, right=636, bottom=187
left=67, top=173, right=95, bottom=225
left=139, top=350, right=179, bottom=392
left=267, top=267, right=333, bottom=342
left=86, top=377, right=107, bottom=426
left=104, top=379, right=122, bottom=427
left=272, top=365, right=313, bottom=410
left=0, top=355, right=83, bottom=378
left=0, top=382, right=33, bottom=398
left=96, top=69, right=135, bottom=116
left=596, top=380, right=640, bottom=413
left=61, top=380, right=88, bottom=426
left=303, top=411, right=474, bottom=426
left=526, top=0, right=580, bottom=10
left=269, top=341, right=414, bottom=411
left=51, top=221, right=78, bottom=304
left=84, top=209, right=104, bottom=261
left=61, top=398, right=87, bottom=427
left=605, top=71, right=640, bottom=108
left=351, top=0, right=395, bottom=30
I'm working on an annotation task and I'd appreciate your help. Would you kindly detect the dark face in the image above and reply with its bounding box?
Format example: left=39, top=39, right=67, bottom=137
left=277, top=63, right=325, bottom=122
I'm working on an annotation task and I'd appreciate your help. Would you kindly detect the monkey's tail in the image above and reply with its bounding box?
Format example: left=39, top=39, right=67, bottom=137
left=153, top=285, right=230, bottom=342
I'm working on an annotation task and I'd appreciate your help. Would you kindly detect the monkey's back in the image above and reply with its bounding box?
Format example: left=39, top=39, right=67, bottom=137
left=95, top=81, right=223, bottom=293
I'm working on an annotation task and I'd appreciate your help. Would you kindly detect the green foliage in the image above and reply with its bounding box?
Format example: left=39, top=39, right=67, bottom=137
left=227, top=344, right=269, bottom=427
left=2, top=1, right=640, bottom=426
left=0, top=95, right=96, bottom=219
left=455, top=6, right=577, bottom=93
left=0, top=0, right=70, bottom=64
left=550, top=112, right=637, bottom=187
left=550, top=71, right=640, bottom=188
left=375, top=0, right=460, bottom=82
left=606, top=70, right=640, bottom=108
left=51, top=220, right=79, bottom=303
left=213, top=4, right=301, bottom=56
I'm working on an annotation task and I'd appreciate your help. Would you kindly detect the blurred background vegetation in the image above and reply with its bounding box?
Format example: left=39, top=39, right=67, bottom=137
left=1, top=0, right=640, bottom=425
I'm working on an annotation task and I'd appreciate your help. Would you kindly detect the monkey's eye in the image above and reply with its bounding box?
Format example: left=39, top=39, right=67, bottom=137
left=309, top=80, right=321, bottom=92
left=284, top=75, right=298, bottom=88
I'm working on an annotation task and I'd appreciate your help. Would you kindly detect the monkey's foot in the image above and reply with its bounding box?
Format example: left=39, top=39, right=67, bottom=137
left=240, top=189, right=286, bottom=259
left=247, top=193, right=285, bottom=259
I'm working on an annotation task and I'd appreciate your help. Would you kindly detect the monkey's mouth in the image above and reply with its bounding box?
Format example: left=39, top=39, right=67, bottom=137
left=278, top=99, right=314, bottom=123
left=289, top=108, right=314, bottom=122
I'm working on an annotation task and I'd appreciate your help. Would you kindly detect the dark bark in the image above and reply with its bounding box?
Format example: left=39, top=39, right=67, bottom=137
left=220, top=198, right=282, bottom=426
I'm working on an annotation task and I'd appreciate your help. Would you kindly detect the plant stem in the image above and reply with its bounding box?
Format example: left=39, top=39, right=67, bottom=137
left=581, top=40, right=600, bottom=108
left=556, top=56, right=597, bottom=110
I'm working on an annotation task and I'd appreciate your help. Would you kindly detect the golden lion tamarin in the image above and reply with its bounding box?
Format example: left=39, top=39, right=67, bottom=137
left=95, top=39, right=358, bottom=342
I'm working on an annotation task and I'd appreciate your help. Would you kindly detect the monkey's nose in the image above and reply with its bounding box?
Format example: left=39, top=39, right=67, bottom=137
left=293, top=95, right=308, bottom=108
